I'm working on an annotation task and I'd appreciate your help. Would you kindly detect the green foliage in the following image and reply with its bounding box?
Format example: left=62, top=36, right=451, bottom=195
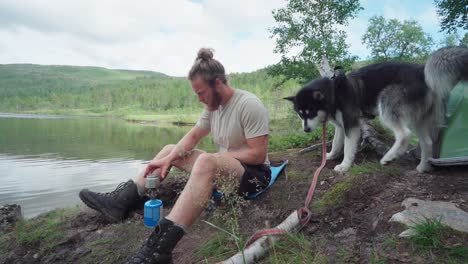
left=269, top=131, right=320, bottom=151
left=269, top=0, right=362, bottom=84
left=197, top=195, right=250, bottom=263
left=268, top=116, right=334, bottom=152
left=262, top=233, right=315, bottom=263
left=0, top=65, right=300, bottom=117
left=434, top=0, right=468, bottom=33
left=14, top=207, right=79, bottom=253
left=410, top=218, right=468, bottom=262
left=362, top=16, right=434, bottom=62
left=410, top=218, right=446, bottom=250
left=194, top=233, right=238, bottom=263
left=314, top=178, right=353, bottom=210
left=440, top=32, right=468, bottom=47
left=369, top=246, right=388, bottom=264
left=80, top=238, right=128, bottom=263
left=462, top=33, right=468, bottom=47
left=348, top=161, right=400, bottom=177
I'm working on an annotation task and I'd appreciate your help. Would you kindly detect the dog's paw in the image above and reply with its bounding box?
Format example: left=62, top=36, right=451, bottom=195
left=326, top=152, right=338, bottom=160
left=416, top=162, right=433, bottom=173
left=380, top=157, right=392, bottom=165
left=334, top=164, right=349, bottom=173
left=380, top=153, right=397, bottom=165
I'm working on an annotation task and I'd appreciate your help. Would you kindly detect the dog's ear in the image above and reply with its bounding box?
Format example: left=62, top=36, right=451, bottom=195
left=283, top=96, right=295, bottom=103
left=331, top=66, right=345, bottom=80
left=313, top=90, right=325, bottom=100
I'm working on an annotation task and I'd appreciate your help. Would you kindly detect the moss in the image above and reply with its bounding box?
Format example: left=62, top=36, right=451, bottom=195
left=348, top=161, right=400, bottom=177
left=314, top=179, right=354, bottom=211
left=285, top=168, right=308, bottom=181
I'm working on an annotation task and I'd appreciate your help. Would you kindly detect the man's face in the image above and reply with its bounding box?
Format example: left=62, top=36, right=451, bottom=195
left=191, top=76, right=222, bottom=111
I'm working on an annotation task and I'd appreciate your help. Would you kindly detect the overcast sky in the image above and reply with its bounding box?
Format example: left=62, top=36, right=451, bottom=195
left=0, top=0, right=449, bottom=76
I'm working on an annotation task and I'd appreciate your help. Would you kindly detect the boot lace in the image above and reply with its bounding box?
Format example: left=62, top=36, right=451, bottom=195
left=104, top=181, right=132, bottom=197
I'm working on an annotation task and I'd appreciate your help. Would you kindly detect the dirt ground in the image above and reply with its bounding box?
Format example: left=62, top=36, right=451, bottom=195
left=1, top=147, right=467, bottom=264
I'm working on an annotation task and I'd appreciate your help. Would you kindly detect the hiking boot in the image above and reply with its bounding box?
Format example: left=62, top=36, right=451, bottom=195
left=79, top=180, right=141, bottom=222
left=127, top=218, right=185, bottom=264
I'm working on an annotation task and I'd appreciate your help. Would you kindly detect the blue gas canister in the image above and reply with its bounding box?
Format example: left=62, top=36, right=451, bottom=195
left=144, top=199, right=163, bottom=228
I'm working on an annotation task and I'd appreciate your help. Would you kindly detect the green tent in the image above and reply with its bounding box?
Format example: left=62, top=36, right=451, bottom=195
left=430, top=81, right=468, bottom=166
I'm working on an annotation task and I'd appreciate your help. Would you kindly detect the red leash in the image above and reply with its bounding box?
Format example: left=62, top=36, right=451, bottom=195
left=244, top=123, right=328, bottom=248
left=298, top=122, right=328, bottom=226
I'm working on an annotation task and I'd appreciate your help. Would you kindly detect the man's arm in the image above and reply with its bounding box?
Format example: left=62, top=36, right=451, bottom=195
left=169, top=126, right=210, bottom=160
left=225, top=134, right=268, bottom=165
left=144, top=126, right=209, bottom=177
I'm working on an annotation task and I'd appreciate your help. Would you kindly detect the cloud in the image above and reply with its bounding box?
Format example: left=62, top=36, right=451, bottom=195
left=346, top=17, right=370, bottom=59
left=0, top=0, right=284, bottom=76
left=0, top=0, right=450, bottom=76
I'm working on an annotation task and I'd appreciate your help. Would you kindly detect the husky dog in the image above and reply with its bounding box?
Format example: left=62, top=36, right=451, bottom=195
left=285, top=47, right=468, bottom=173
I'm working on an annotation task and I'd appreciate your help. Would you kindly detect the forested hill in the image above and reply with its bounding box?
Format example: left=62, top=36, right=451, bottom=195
left=0, top=64, right=297, bottom=115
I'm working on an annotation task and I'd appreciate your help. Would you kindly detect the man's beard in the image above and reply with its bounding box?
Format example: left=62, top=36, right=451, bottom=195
left=207, top=88, right=222, bottom=111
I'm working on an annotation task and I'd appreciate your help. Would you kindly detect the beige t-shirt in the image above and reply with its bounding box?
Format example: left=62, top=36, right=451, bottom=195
left=196, top=89, right=270, bottom=166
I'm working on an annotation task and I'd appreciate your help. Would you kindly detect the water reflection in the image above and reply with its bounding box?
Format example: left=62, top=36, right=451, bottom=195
left=0, top=115, right=213, bottom=218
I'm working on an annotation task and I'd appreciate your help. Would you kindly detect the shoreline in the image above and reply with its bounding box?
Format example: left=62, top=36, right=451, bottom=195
left=0, top=110, right=199, bottom=125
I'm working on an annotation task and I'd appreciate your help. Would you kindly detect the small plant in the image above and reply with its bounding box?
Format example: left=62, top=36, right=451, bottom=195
left=410, top=218, right=445, bottom=250
left=194, top=231, right=239, bottom=263
left=262, top=232, right=315, bottom=263
left=384, top=234, right=399, bottom=248
left=14, top=207, right=80, bottom=254
left=409, top=218, right=468, bottom=262
left=369, top=246, right=387, bottom=264
left=337, top=247, right=358, bottom=263
left=196, top=186, right=248, bottom=263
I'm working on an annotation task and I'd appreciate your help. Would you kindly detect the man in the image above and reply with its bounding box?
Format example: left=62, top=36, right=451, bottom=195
left=79, top=48, right=271, bottom=263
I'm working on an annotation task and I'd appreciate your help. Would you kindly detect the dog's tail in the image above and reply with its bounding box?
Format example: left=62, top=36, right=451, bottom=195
left=424, top=46, right=468, bottom=129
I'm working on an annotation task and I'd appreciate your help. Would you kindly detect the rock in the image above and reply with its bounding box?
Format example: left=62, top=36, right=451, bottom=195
left=14, top=247, right=27, bottom=256
left=398, top=229, right=417, bottom=238
left=0, top=204, right=22, bottom=234
left=334, top=227, right=357, bottom=245
left=389, top=198, right=468, bottom=236
left=335, top=227, right=357, bottom=238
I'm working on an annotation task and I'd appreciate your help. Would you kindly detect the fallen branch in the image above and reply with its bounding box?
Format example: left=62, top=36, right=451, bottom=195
left=296, top=141, right=332, bottom=154
left=218, top=211, right=301, bottom=264
left=358, top=118, right=389, bottom=156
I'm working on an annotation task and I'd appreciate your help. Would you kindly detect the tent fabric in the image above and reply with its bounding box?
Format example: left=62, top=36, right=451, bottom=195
left=439, top=81, right=468, bottom=159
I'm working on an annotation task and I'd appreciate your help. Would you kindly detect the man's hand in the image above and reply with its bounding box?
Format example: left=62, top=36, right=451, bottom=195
left=144, top=156, right=173, bottom=180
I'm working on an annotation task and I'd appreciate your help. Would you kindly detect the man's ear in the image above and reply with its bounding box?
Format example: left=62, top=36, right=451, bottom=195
left=313, top=90, right=325, bottom=100
left=214, top=78, right=223, bottom=89
left=283, top=96, right=295, bottom=102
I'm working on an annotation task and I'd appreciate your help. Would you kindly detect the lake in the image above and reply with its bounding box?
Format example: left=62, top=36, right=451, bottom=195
left=0, top=113, right=213, bottom=218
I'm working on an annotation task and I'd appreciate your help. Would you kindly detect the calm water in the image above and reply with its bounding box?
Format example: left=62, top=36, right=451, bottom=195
left=0, top=113, right=213, bottom=218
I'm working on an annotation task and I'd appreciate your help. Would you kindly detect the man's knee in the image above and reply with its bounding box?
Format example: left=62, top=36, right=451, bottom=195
left=192, top=153, right=217, bottom=175
left=153, top=144, right=176, bottom=160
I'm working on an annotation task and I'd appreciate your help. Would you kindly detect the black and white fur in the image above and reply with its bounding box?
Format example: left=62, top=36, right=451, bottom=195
left=285, top=46, right=468, bottom=173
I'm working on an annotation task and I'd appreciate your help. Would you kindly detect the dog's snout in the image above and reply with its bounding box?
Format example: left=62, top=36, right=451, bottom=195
left=304, top=127, right=311, bottom=133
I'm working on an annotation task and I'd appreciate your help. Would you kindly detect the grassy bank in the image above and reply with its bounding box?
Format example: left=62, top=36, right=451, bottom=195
left=2, top=148, right=467, bottom=263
